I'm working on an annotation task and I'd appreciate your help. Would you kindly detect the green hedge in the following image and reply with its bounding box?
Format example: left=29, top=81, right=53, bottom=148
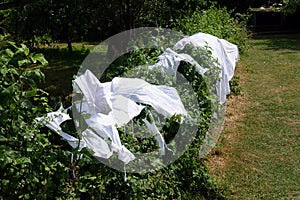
left=175, top=6, right=250, bottom=53
left=0, top=34, right=227, bottom=199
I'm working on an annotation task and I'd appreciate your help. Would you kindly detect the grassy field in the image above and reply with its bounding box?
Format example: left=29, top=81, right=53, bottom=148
left=208, top=34, right=300, bottom=199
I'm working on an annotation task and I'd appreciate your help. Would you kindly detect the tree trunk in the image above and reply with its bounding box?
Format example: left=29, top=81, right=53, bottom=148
left=67, top=38, right=72, bottom=53
left=65, top=25, right=73, bottom=53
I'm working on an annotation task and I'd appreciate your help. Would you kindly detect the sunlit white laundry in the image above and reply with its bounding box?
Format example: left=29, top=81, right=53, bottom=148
left=35, top=105, right=86, bottom=150
left=174, top=32, right=239, bottom=104
left=36, top=32, right=239, bottom=167
left=149, top=48, right=208, bottom=76
left=37, top=69, right=187, bottom=164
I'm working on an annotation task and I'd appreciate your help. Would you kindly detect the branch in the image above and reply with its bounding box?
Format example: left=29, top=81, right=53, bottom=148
left=0, top=0, right=34, bottom=10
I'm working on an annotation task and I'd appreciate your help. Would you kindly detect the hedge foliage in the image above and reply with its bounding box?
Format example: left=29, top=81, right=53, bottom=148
left=0, top=34, right=226, bottom=199
left=175, top=6, right=250, bottom=53
left=0, top=5, right=249, bottom=199
left=0, top=35, right=72, bottom=199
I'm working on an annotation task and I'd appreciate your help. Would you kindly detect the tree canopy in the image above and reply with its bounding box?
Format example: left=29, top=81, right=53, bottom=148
left=0, top=0, right=298, bottom=50
left=0, top=0, right=212, bottom=46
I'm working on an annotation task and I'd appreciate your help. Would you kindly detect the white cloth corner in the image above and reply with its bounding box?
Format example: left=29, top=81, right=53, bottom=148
left=149, top=48, right=208, bottom=76
left=142, top=118, right=166, bottom=155
left=35, top=106, right=86, bottom=150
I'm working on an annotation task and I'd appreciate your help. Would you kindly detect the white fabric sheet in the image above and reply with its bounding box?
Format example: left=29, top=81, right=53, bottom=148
left=174, top=32, right=239, bottom=104
left=149, top=48, right=208, bottom=76
left=110, top=77, right=187, bottom=118
left=38, top=70, right=187, bottom=165
left=35, top=106, right=86, bottom=150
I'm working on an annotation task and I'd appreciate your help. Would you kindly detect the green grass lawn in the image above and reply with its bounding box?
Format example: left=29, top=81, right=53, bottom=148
left=209, top=34, right=300, bottom=199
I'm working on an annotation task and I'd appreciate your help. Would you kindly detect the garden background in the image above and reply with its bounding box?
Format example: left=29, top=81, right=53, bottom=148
left=1, top=0, right=299, bottom=199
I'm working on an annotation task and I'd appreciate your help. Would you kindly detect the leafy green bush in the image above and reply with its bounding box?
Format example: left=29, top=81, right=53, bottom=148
left=229, top=76, right=242, bottom=96
left=77, top=41, right=225, bottom=199
left=58, top=38, right=225, bottom=198
left=0, top=34, right=226, bottom=199
left=0, top=35, right=73, bottom=199
left=175, top=6, right=250, bottom=53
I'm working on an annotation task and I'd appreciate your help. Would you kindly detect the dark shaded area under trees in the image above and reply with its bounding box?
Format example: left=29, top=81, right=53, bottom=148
left=0, top=0, right=299, bottom=51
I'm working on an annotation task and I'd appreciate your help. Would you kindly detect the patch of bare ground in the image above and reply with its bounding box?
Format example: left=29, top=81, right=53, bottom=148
left=206, top=95, right=246, bottom=176
left=205, top=64, right=248, bottom=178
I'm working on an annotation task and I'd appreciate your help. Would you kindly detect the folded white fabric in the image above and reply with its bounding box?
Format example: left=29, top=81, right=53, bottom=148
left=37, top=69, right=187, bottom=165
left=174, top=32, right=239, bottom=104
left=35, top=106, right=86, bottom=150
left=110, top=77, right=187, bottom=118
left=142, top=118, right=166, bottom=156
left=73, top=70, right=187, bottom=163
left=149, top=48, right=208, bottom=76
left=73, top=70, right=112, bottom=115
left=36, top=32, right=238, bottom=167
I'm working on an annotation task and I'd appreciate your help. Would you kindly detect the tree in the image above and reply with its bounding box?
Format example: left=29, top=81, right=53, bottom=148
left=1, top=0, right=224, bottom=48
left=0, top=0, right=34, bottom=10
left=1, top=0, right=91, bottom=51
left=46, top=0, right=88, bottom=52
left=282, top=0, right=300, bottom=13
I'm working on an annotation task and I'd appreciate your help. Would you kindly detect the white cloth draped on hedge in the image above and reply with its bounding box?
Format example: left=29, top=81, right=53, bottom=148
left=37, top=69, right=187, bottom=164
left=36, top=32, right=239, bottom=165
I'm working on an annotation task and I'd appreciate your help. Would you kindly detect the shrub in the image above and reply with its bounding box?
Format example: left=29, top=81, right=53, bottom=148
left=0, top=35, right=73, bottom=199
left=175, top=6, right=250, bottom=53
left=69, top=39, right=225, bottom=199
left=0, top=34, right=226, bottom=199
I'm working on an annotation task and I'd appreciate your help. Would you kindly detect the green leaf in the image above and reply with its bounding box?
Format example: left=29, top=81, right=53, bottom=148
left=16, top=44, right=30, bottom=56
left=23, top=89, right=37, bottom=98
left=31, top=53, right=48, bottom=65
left=15, top=157, right=31, bottom=165
left=79, top=187, right=87, bottom=192
left=0, top=85, right=14, bottom=105
left=8, top=68, right=18, bottom=75
left=4, top=48, right=14, bottom=58
left=18, top=59, right=31, bottom=67
left=45, top=166, right=50, bottom=172
left=7, top=41, right=17, bottom=49
left=1, top=179, right=9, bottom=186
left=0, top=135, right=8, bottom=142
left=0, top=49, right=14, bottom=66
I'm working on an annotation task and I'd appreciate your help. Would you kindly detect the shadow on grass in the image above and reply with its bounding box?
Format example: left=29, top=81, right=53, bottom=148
left=35, top=45, right=105, bottom=105
left=35, top=47, right=90, bottom=69
left=253, top=34, right=300, bottom=51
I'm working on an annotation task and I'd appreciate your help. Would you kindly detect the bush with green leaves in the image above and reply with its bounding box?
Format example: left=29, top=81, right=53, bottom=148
left=0, top=34, right=226, bottom=199
left=58, top=39, right=225, bottom=198
left=71, top=41, right=225, bottom=199
left=0, top=35, right=74, bottom=199
left=175, top=6, right=250, bottom=53
left=58, top=45, right=222, bottom=198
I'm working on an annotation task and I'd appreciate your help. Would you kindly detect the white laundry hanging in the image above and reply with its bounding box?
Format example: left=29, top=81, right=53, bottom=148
left=109, top=76, right=187, bottom=118
left=36, top=32, right=238, bottom=168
